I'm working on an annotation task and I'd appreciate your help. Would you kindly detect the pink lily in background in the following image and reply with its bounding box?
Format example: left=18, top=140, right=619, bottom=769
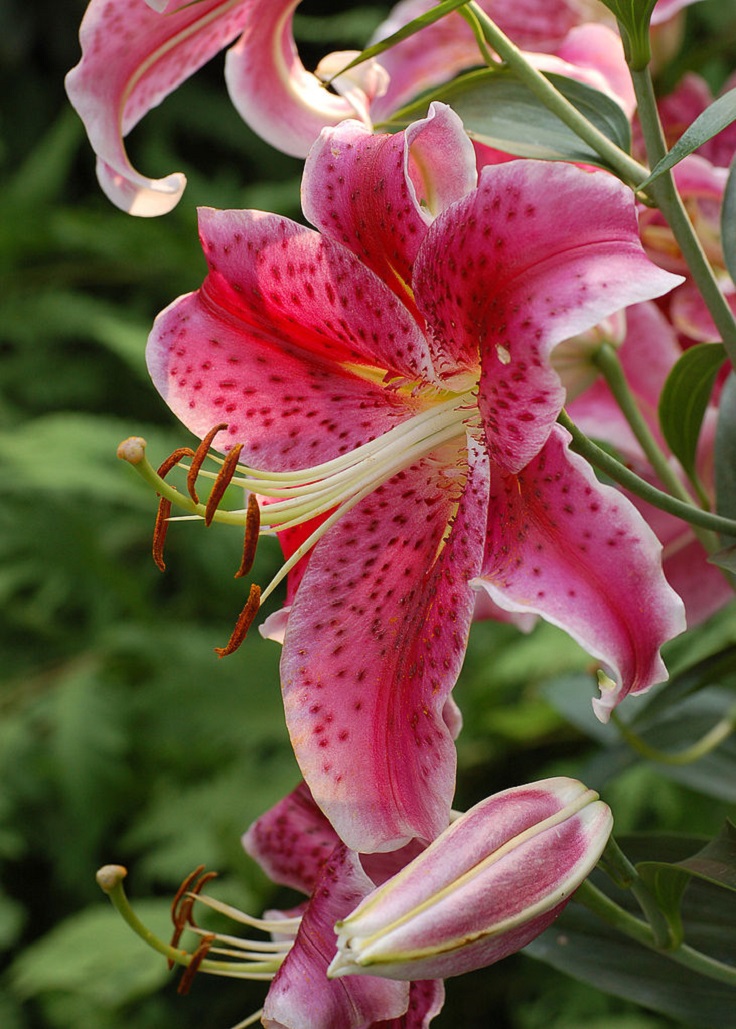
left=568, top=301, right=733, bottom=627
left=99, top=777, right=610, bottom=1028
left=65, top=0, right=692, bottom=214
left=141, top=104, right=685, bottom=853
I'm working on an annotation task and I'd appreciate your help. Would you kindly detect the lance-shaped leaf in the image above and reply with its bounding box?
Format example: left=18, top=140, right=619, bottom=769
left=328, top=778, right=612, bottom=981
left=658, top=342, right=727, bottom=483
left=640, top=89, right=736, bottom=189
left=387, top=68, right=631, bottom=171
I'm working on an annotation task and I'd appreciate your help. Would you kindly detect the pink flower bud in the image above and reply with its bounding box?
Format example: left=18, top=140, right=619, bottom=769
left=329, top=777, right=612, bottom=981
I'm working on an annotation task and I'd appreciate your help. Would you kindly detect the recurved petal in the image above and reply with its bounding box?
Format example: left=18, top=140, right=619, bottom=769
left=146, top=208, right=434, bottom=467
left=281, top=437, right=490, bottom=854
left=414, top=161, right=682, bottom=472
left=65, top=0, right=253, bottom=214
left=224, top=0, right=367, bottom=159
left=474, top=424, right=686, bottom=720
left=263, top=845, right=410, bottom=1029
left=303, top=103, right=476, bottom=311
left=242, top=781, right=341, bottom=896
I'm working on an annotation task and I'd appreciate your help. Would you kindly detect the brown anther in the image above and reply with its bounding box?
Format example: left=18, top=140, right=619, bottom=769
left=152, top=497, right=172, bottom=572
left=149, top=446, right=196, bottom=572
left=156, top=446, right=196, bottom=480
left=204, top=443, right=244, bottom=526
left=177, top=933, right=216, bottom=996
left=215, top=584, right=262, bottom=657
left=168, top=866, right=218, bottom=967
left=235, top=493, right=261, bottom=579
left=187, top=423, right=228, bottom=504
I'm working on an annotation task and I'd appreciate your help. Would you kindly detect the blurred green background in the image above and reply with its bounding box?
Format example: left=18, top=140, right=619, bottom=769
left=1, top=1, right=735, bottom=1026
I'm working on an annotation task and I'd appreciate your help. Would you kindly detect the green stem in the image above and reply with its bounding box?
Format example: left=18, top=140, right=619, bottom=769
left=592, top=343, right=716, bottom=552
left=598, top=838, right=672, bottom=948
left=558, top=411, right=736, bottom=538
left=463, top=3, right=648, bottom=186
left=631, top=66, right=736, bottom=369
left=611, top=706, right=736, bottom=766
left=575, top=879, right=736, bottom=986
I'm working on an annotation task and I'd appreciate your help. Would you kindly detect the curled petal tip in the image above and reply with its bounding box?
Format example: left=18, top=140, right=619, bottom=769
left=96, top=865, right=128, bottom=893
left=117, top=437, right=148, bottom=465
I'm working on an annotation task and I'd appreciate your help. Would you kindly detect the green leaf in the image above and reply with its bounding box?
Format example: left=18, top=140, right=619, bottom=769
left=385, top=68, right=631, bottom=171
left=658, top=342, right=726, bottom=482
left=724, top=156, right=736, bottom=285
left=10, top=901, right=171, bottom=1008
left=678, top=820, right=736, bottom=892
left=0, top=413, right=182, bottom=506
left=716, top=372, right=736, bottom=535
left=635, top=862, right=690, bottom=945
left=526, top=834, right=736, bottom=1027
left=639, top=90, right=736, bottom=189
left=323, top=0, right=474, bottom=80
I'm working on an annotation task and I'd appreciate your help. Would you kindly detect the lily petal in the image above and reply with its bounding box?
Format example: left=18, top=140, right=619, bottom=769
left=224, top=0, right=367, bottom=159
left=303, top=103, right=477, bottom=311
left=414, top=161, right=682, bottom=472
left=263, top=845, right=410, bottom=1029
left=242, top=781, right=340, bottom=895
left=65, top=0, right=254, bottom=214
left=281, top=438, right=490, bottom=854
left=146, top=207, right=436, bottom=467
left=474, top=424, right=686, bottom=719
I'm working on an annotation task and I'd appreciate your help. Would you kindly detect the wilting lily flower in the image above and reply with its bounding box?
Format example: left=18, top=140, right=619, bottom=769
left=65, top=0, right=679, bottom=212
left=329, top=777, right=613, bottom=981
left=138, top=105, right=685, bottom=853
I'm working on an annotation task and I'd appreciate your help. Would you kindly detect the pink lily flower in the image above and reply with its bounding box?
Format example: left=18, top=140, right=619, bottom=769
left=568, top=301, right=734, bottom=627
left=144, top=105, right=685, bottom=852
left=65, top=0, right=654, bottom=213
left=122, top=777, right=608, bottom=1027
left=242, top=782, right=444, bottom=1029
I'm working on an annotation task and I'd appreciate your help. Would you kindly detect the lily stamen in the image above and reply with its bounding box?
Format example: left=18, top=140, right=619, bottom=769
left=188, top=422, right=228, bottom=503
left=118, top=389, right=475, bottom=649
left=215, top=584, right=262, bottom=657
left=96, top=864, right=301, bottom=999
left=205, top=443, right=244, bottom=526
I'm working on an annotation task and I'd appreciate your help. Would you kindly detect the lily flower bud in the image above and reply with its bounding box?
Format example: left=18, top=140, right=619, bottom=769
left=329, top=777, right=612, bottom=982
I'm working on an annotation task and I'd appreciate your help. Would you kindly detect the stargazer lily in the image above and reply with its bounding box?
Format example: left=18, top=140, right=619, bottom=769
left=98, top=782, right=445, bottom=1029
left=97, top=777, right=610, bottom=1028
left=134, top=104, right=686, bottom=854
left=65, top=0, right=692, bottom=213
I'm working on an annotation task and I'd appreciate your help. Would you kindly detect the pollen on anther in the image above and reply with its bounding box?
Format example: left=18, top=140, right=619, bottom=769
left=215, top=584, right=262, bottom=657
left=205, top=443, right=244, bottom=526
left=187, top=422, right=228, bottom=503
left=235, top=493, right=261, bottom=579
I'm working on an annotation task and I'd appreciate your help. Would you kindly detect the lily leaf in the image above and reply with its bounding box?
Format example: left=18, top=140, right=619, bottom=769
left=386, top=68, right=630, bottom=171
left=323, top=0, right=473, bottom=80
left=639, top=90, right=736, bottom=189
left=594, top=1, right=657, bottom=70
left=658, top=342, right=726, bottom=482
left=716, top=373, right=736, bottom=535
left=526, top=833, right=736, bottom=1027
left=723, top=156, right=736, bottom=285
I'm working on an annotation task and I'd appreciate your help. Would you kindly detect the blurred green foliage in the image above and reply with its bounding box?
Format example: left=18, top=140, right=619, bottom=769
left=0, top=1, right=735, bottom=1027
